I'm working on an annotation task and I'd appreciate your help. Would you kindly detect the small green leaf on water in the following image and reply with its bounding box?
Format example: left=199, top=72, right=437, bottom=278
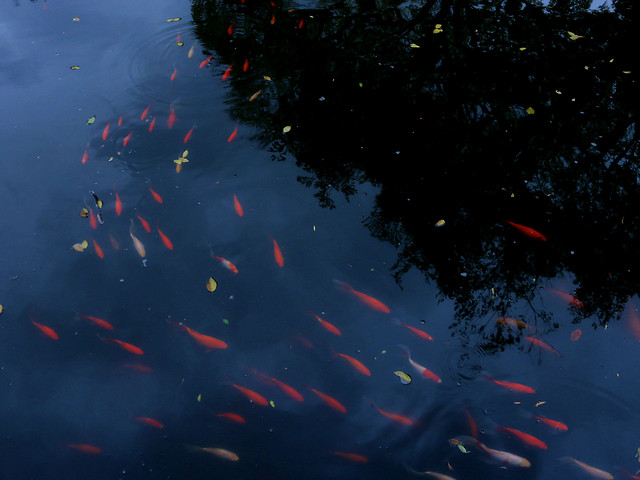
left=526, top=107, right=535, bottom=115
left=283, top=125, right=292, bottom=133
left=567, top=31, right=584, bottom=40
left=269, top=400, right=275, bottom=408
left=177, top=42, right=184, bottom=46
left=87, top=115, right=96, bottom=125
left=410, top=43, right=421, bottom=48
left=197, top=394, right=202, bottom=402
left=70, top=66, right=80, bottom=70
left=433, top=24, right=443, bottom=33
left=394, top=371, right=412, bottom=384
left=222, top=318, right=229, bottom=325
left=519, top=47, right=527, bottom=51
left=381, top=350, right=387, bottom=354
left=358, top=82, right=363, bottom=87
left=166, top=17, right=182, bottom=22
left=457, top=444, right=470, bottom=454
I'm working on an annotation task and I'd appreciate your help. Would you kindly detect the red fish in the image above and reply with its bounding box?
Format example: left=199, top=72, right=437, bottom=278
left=183, top=127, right=194, bottom=144
left=233, top=194, right=243, bottom=216
left=483, top=372, right=535, bottom=394
left=528, top=413, right=568, bottom=432
left=330, top=452, right=368, bottom=463
left=229, top=380, right=269, bottom=406
left=450, top=436, right=530, bottom=467
left=298, top=17, right=304, bottom=29
left=242, top=58, right=249, bottom=72
left=118, top=115, right=123, bottom=127
left=170, top=68, right=177, bottom=81
left=465, top=408, right=478, bottom=438
left=199, top=55, right=213, bottom=68
left=496, top=317, right=536, bottom=331
left=398, top=345, right=441, bottom=383
left=100, top=336, right=144, bottom=355
left=93, top=239, right=104, bottom=259
left=123, top=132, right=132, bottom=147
left=133, top=417, right=164, bottom=429
left=149, top=185, right=163, bottom=204
left=216, top=412, right=246, bottom=424
left=136, top=215, right=151, bottom=233
left=309, top=388, right=346, bottom=413
left=524, top=336, right=562, bottom=357
left=32, top=321, right=59, bottom=340
left=213, top=255, right=239, bottom=274
left=395, top=319, right=433, bottom=341
left=250, top=369, right=304, bottom=402
left=168, top=107, right=176, bottom=129
left=496, top=426, right=547, bottom=450
left=550, top=288, right=583, bottom=308
left=626, top=303, right=640, bottom=341
left=311, top=313, right=341, bottom=336
left=570, top=329, right=582, bottom=341
left=82, top=149, right=89, bottom=164
left=67, top=444, right=102, bottom=455
left=226, top=24, right=233, bottom=35
left=331, top=350, right=371, bottom=376
left=157, top=225, right=173, bottom=250
left=270, top=14, right=276, bottom=24
left=89, top=207, right=98, bottom=229
left=272, top=237, right=284, bottom=267
left=148, top=117, right=156, bottom=132
left=176, top=323, right=227, bottom=350
left=141, top=104, right=151, bottom=121
left=222, top=64, right=232, bottom=81
left=227, top=124, right=238, bottom=142
left=333, top=280, right=390, bottom=313
left=78, top=314, right=114, bottom=330
left=504, top=220, right=547, bottom=241
left=123, top=363, right=153, bottom=373
left=370, top=401, right=414, bottom=425
left=114, top=191, right=122, bottom=215
left=102, top=122, right=110, bottom=141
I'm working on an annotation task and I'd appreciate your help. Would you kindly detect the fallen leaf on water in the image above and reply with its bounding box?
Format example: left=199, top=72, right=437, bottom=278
left=177, top=42, right=184, bottom=46
left=457, top=444, right=470, bottom=454
left=72, top=240, right=89, bottom=252
left=394, top=371, right=412, bottom=384
left=535, top=401, right=546, bottom=407
left=72, top=17, right=80, bottom=21
left=222, top=318, right=229, bottom=325
left=263, top=76, right=272, bottom=81
left=283, top=125, right=292, bottom=133
left=519, top=47, right=527, bottom=51
left=197, top=394, right=202, bottom=402
left=410, top=43, right=421, bottom=48
left=87, top=115, right=95, bottom=125
left=0, top=305, right=3, bottom=315
left=567, top=31, right=584, bottom=40
left=70, top=66, right=80, bottom=70
left=182, top=149, right=188, bottom=158
left=166, top=17, right=182, bottom=22
left=526, top=107, right=535, bottom=115
left=79, top=208, right=89, bottom=218
left=570, top=328, right=582, bottom=341
left=435, top=219, right=445, bottom=227
left=433, top=23, right=443, bottom=33
left=269, top=400, right=275, bottom=408
left=206, top=277, right=218, bottom=292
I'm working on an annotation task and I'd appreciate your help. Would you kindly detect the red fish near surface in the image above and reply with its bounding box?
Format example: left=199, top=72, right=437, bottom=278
left=222, top=64, right=233, bottom=81
left=249, top=369, right=304, bottom=402
left=483, top=372, right=535, bottom=394
left=170, top=68, right=177, bottom=81
left=82, top=149, right=89, bottom=164
left=199, top=55, right=213, bottom=68
left=228, top=380, right=269, bottom=406
left=168, top=107, right=176, bottom=129
left=183, top=127, right=194, bottom=144
left=310, top=313, right=341, bottom=336
left=309, top=388, right=346, bottom=413
left=271, top=237, right=284, bottom=267
left=524, top=336, right=562, bottom=357
left=78, top=314, right=114, bottom=330
left=141, top=104, right=151, bottom=121
left=102, top=122, right=110, bottom=141
left=137, top=215, right=151, bottom=233
left=370, top=401, right=414, bottom=426
left=233, top=194, right=243, bottom=216
left=68, top=444, right=102, bottom=455
left=333, top=280, right=390, bottom=313
left=32, top=320, right=59, bottom=340
left=227, top=124, right=238, bottom=142
left=528, top=413, right=568, bottom=432
left=149, top=185, right=163, bottom=204
left=395, top=319, right=433, bottom=341
left=331, top=350, right=371, bottom=376
left=148, top=117, right=156, bottom=132
left=92, top=239, right=104, bottom=259
left=504, top=220, right=547, bottom=241
left=549, top=288, right=584, bottom=308
left=330, top=452, right=368, bottom=463
left=496, top=426, right=547, bottom=450
left=216, top=412, right=246, bottom=424
left=213, top=255, right=239, bottom=274
left=133, top=417, right=164, bottom=429
left=157, top=225, right=174, bottom=250
left=123, top=132, right=132, bottom=147
left=174, top=322, right=227, bottom=350
left=100, top=336, right=144, bottom=355
left=398, top=345, right=441, bottom=383
left=114, top=191, right=122, bottom=216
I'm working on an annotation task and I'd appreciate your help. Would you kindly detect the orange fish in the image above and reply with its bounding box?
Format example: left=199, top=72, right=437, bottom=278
left=213, top=255, right=239, bottom=274
left=571, top=329, right=582, bottom=341
left=233, top=194, right=243, bottom=216
left=330, top=452, right=368, bottom=463
left=129, top=219, right=146, bottom=258
left=228, top=379, right=269, bottom=406
left=528, top=412, right=568, bottom=432
left=465, top=408, right=478, bottom=438
left=483, top=372, right=535, bottom=394
left=32, top=320, right=59, bottom=340
left=496, top=426, right=547, bottom=450
left=550, top=288, right=583, bottom=308
left=92, top=239, right=104, bottom=259
left=100, top=336, right=144, bottom=355
left=559, top=457, right=613, bottom=479
left=524, top=336, right=562, bottom=357
left=183, top=126, right=194, bottom=144
left=123, top=363, right=153, bottom=373
left=157, top=225, right=173, bottom=250
left=399, top=345, right=441, bottom=383
left=82, top=149, right=89, bottom=164
left=168, top=107, right=176, bottom=129
left=118, top=115, right=123, bottom=127
left=148, top=117, right=156, bottom=132
left=496, top=317, right=536, bottom=331
left=78, top=314, right=114, bottom=330
left=149, top=185, right=163, bottom=204
left=174, top=322, right=227, bottom=350
left=395, top=319, right=433, bottom=341
left=199, top=55, right=213, bottom=68
left=141, top=104, right=151, bottom=120
left=309, top=388, right=346, bottom=413
left=114, top=191, right=122, bottom=215
left=170, top=68, right=177, bottom=81
left=250, top=369, right=304, bottom=402
left=222, top=64, right=232, bottom=81
left=311, top=313, right=341, bottom=336
left=67, top=444, right=102, bottom=455
left=370, top=401, right=414, bottom=426
left=270, top=14, right=276, bottom=24
left=272, top=237, right=284, bottom=267
left=504, top=220, right=547, bottom=241
left=331, top=350, right=371, bottom=376
left=298, top=17, right=304, bottom=29
left=227, top=124, right=238, bottom=142
left=333, top=280, right=390, bottom=313
left=242, top=58, right=249, bottom=72
left=136, top=215, right=151, bottom=233
left=102, top=122, right=110, bottom=141
left=226, top=24, right=233, bottom=35
left=123, top=132, right=132, bottom=147
left=133, top=417, right=164, bottom=429
left=216, top=412, right=246, bottom=424
left=89, top=207, right=98, bottom=229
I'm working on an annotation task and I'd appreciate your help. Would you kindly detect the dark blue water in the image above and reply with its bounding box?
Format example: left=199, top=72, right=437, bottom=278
left=1, top=0, right=638, bottom=479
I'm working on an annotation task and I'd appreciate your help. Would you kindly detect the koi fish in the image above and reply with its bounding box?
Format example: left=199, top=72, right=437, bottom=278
left=67, top=444, right=102, bottom=455
left=571, top=329, right=582, bottom=341
left=188, top=45, right=195, bottom=58
left=136, top=215, right=151, bottom=233
left=183, top=126, right=194, bottom=144
left=148, top=117, right=156, bottom=132
left=78, top=314, right=114, bottom=330
left=216, top=412, right=246, bottom=424
left=524, top=336, right=562, bottom=357
left=227, top=124, right=238, bottom=142
left=212, top=254, right=239, bottom=274
left=193, top=446, right=239, bottom=461
left=333, top=280, right=390, bottom=313
left=89, top=206, right=98, bottom=229
left=402, top=467, right=456, bottom=480
left=483, top=372, right=535, bottom=394
left=114, top=191, right=122, bottom=216
left=175, top=323, right=227, bottom=350
left=330, top=452, right=368, bottom=463
left=496, top=426, right=547, bottom=450
left=233, top=194, right=243, bottom=216
left=369, top=401, right=414, bottom=426
left=298, top=17, right=304, bottom=29
left=464, top=408, right=478, bottom=438
left=331, top=349, right=371, bottom=376
left=399, top=345, right=441, bottom=383
left=118, top=115, right=123, bottom=127
left=228, top=379, right=269, bottom=406
left=123, top=132, right=132, bottom=147
left=449, top=436, right=531, bottom=467
left=249, top=369, right=304, bottom=402
left=271, top=237, right=284, bottom=267
left=149, top=185, right=163, bottom=204
left=242, top=58, right=249, bottom=72
left=129, top=219, right=146, bottom=257
left=102, top=122, right=110, bottom=141
left=109, top=234, right=119, bottom=250
left=32, top=321, right=59, bottom=340
left=99, top=336, right=144, bottom=355
left=496, top=317, right=536, bottom=331
left=222, top=64, right=232, bottom=81
left=82, top=149, right=89, bottom=164
left=524, top=411, right=568, bottom=432
left=550, top=288, right=583, bottom=308
left=226, top=24, right=233, bottom=35
left=92, top=239, right=104, bottom=259
left=558, top=457, right=613, bottom=479
left=170, top=68, right=177, bottom=81
left=157, top=225, right=174, bottom=250
left=168, top=107, right=176, bottom=129
left=309, top=388, right=346, bottom=413
left=133, top=417, right=164, bottom=429
left=395, top=319, right=433, bottom=341
left=270, top=14, right=276, bottom=24
left=311, top=313, right=341, bottom=336
left=141, top=104, right=151, bottom=121
left=504, top=220, right=547, bottom=241
left=199, top=55, right=213, bottom=68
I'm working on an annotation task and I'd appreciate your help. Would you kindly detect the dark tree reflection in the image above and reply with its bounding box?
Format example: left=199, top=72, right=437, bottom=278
left=191, top=0, right=637, bottom=338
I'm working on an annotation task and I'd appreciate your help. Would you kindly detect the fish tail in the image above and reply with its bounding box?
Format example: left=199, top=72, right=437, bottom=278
left=397, top=344, right=411, bottom=359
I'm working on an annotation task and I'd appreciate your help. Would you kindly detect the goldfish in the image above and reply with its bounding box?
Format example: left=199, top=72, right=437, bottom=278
left=93, top=239, right=104, bottom=259
left=270, top=14, right=276, bottom=24
left=504, top=220, right=547, bottom=241
left=483, top=372, right=535, bottom=394
left=395, top=319, right=433, bottom=341
left=148, top=117, right=156, bottom=132
left=330, top=452, right=368, bottom=463
left=571, top=329, right=582, bottom=341
left=399, top=345, right=441, bottom=383
left=496, top=317, right=536, bottom=331
left=271, top=237, right=284, bottom=267
left=136, top=215, right=151, bottom=233
left=228, top=379, right=269, bottom=406
left=133, top=417, right=164, bottom=429
left=233, top=194, right=243, bottom=216
left=141, top=104, right=151, bottom=121
left=227, top=124, right=238, bottom=142
left=188, top=45, right=195, bottom=58
left=216, top=412, right=246, bottom=424
left=249, top=369, right=304, bottom=402
left=331, top=349, right=371, bottom=376
left=199, top=55, right=213, bottom=68
left=117, top=115, right=123, bottom=126
left=89, top=206, right=98, bottom=229
left=558, top=457, right=613, bottom=479
left=402, top=467, right=456, bottom=480
left=242, top=58, right=249, bottom=72
left=524, top=336, right=562, bottom=357
left=168, top=107, right=176, bottom=128
left=157, top=225, right=174, bottom=250
left=222, top=64, right=232, bottom=81
left=227, top=24, right=233, bottom=35
left=496, top=426, right=547, bottom=449
left=183, top=126, right=194, bottom=143
left=32, top=320, right=59, bottom=340
left=449, top=436, right=531, bottom=467
left=170, top=68, right=177, bottom=81
left=370, top=401, right=414, bottom=425
left=311, top=313, right=341, bottom=336
left=78, top=314, right=114, bottom=330
left=82, top=148, right=89, bottom=164
left=109, top=234, right=119, bottom=250
left=123, top=363, right=153, bottom=373
left=192, top=446, right=239, bottom=461
left=99, top=336, right=144, bottom=355
left=129, top=219, right=146, bottom=257
left=149, top=184, right=163, bottom=203
left=114, top=191, right=122, bottom=215
left=333, top=280, right=390, bottom=313
left=298, top=17, right=304, bottom=29
left=102, top=122, right=110, bottom=141
left=249, top=89, right=262, bottom=101
left=212, top=254, right=239, bottom=274
left=526, top=412, right=568, bottom=432
left=464, top=408, right=478, bottom=438
left=175, top=322, right=227, bottom=350
left=67, top=444, right=102, bottom=455
left=309, top=388, right=346, bottom=413
left=550, top=288, right=583, bottom=308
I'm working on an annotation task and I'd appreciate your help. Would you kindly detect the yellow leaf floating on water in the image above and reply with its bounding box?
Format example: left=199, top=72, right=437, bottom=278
left=206, top=277, right=218, bottom=292
left=394, top=371, right=412, bottom=384
left=410, top=43, right=421, bottom=48
left=79, top=208, right=89, bottom=218
left=433, top=23, right=443, bottom=34
left=269, top=400, right=275, bottom=408
left=177, top=42, right=184, bottom=46
left=72, top=17, right=80, bottom=21
left=567, top=31, right=584, bottom=40
left=197, top=394, right=202, bottom=402
left=526, top=106, right=535, bottom=115
left=457, top=444, right=470, bottom=454
left=72, top=240, right=88, bottom=252
left=435, top=219, right=445, bottom=227
left=70, top=66, right=80, bottom=70
left=535, top=401, right=546, bottom=407
left=182, top=149, right=188, bottom=158
left=87, top=115, right=95, bottom=125
left=166, top=17, right=182, bottom=22
left=0, top=304, right=3, bottom=315
left=283, top=125, right=292, bottom=133
left=263, top=76, right=272, bottom=81
left=519, top=47, right=527, bottom=51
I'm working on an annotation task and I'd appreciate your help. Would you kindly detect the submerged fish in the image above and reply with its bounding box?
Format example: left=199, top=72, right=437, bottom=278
left=449, top=435, right=531, bottom=468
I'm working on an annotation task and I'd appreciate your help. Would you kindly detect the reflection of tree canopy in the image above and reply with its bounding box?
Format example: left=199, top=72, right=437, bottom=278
left=191, top=0, right=637, bottom=335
